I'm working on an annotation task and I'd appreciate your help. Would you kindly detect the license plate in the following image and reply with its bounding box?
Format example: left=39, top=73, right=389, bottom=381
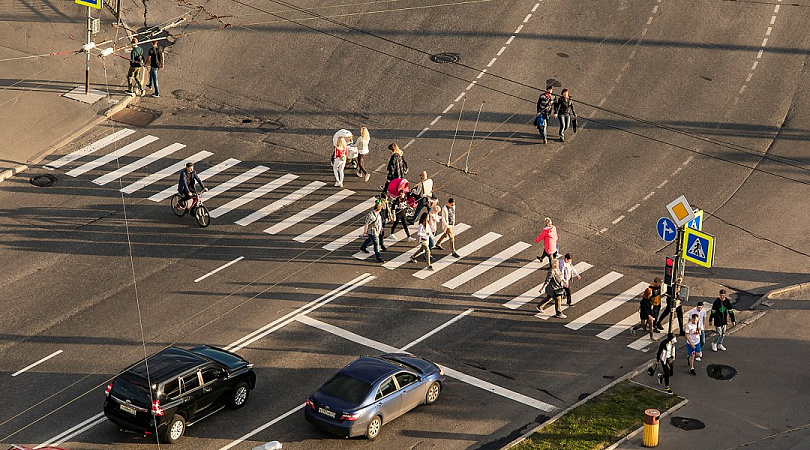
left=120, top=404, right=137, bottom=415
left=318, top=407, right=336, bottom=418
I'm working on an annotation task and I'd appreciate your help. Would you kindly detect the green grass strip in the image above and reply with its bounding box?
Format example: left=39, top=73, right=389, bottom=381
left=512, top=381, right=683, bottom=450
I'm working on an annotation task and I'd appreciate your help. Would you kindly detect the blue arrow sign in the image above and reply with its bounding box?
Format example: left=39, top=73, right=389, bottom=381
left=657, top=217, right=677, bottom=242
left=76, top=0, right=102, bottom=9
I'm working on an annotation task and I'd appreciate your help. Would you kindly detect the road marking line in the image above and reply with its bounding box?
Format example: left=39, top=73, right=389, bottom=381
left=219, top=404, right=304, bottom=450
left=202, top=165, right=270, bottom=202
left=683, top=156, right=693, bottom=165
left=430, top=115, right=442, bottom=126
left=400, top=309, right=474, bottom=351
left=757, top=49, right=764, bottom=58
left=657, top=179, right=668, bottom=188
left=523, top=13, right=532, bottom=23
left=566, top=282, right=648, bottom=330
left=120, top=151, right=212, bottom=194
left=641, top=28, right=648, bottom=36
left=487, top=57, right=497, bottom=67
left=630, top=49, right=637, bottom=59
left=35, top=412, right=105, bottom=449
left=766, top=26, right=772, bottom=35
left=264, top=189, right=353, bottom=235
left=774, top=4, right=780, bottom=12
left=46, top=128, right=135, bottom=169
left=296, top=196, right=376, bottom=243
left=94, top=143, right=185, bottom=185
left=66, top=135, right=159, bottom=177
left=296, top=315, right=556, bottom=412
left=209, top=173, right=297, bottom=219
left=647, top=17, right=653, bottom=25
left=751, top=61, right=759, bottom=71
left=643, top=191, right=655, bottom=200
left=532, top=3, right=539, bottom=12
left=596, top=312, right=639, bottom=340
left=761, top=37, right=768, bottom=47
left=628, top=332, right=661, bottom=351
left=746, top=73, right=753, bottom=83
left=671, top=167, right=682, bottom=177
left=194, top=256, right=244, bottom=283
left=466, top=81, right=477, bottom=90
left=628, top=203, right=640, bottom=212
left=354, top=229, right=408, bottom=260
left=506, top=35, right=515, bottom=45
left=455, top=92, right=466, bottom=102
left=324, top=225, right=365, bottom=252
left=598, top=97, right=606, bottom=106
left=536, top=270, right=621, bottom=318
left=739, top=85, right=747, bottom=95
left=515, top=24, right=523, bottom=33
left=652, top=5, right=658, bottom=13
left=473, top=259, right=545, bottom=299
left=225, top=273, right=374, bottom=352
left=389, top=224, right=472, bottom=271
left=442, top=241, right=532, bottom=289
left=505, top=261, right=591, bottom=310
left=770, top=15, right=776, bottom=24
left=612, top=215, right=625, bottom=225
left=497, top=46, right=506, bottom=56
left=149, top=158, right=241, bottom=202
left=237, top=181, right=324, bottom=226
left=477, top=69, right=488, bottom=79
left=412, top=225, right=482, bottom=277
left=403, top=138, right=417, bottom=149
left=442, top=104, right=455, bottom=114
left=13, top=350, right=63, bottom=377
left=417, top=127, right=430, bottom=137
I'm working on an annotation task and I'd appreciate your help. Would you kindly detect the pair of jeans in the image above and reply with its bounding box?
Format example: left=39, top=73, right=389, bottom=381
left=147, top=67, right=160, bottom=96
left=357, top=153, right=368, bottom=176
left=411, top=197, right=428, bottom=224
left=537, top=113, right=549, bottom=141
left=390, top=216, right=410, bottom=237
left=333, top=158, right=346, bottom=186
left=713, top=325, right=727, bottom=345
left=558, top=114, right=571, bottom=140
left=360, top=232, right=381, bottom=260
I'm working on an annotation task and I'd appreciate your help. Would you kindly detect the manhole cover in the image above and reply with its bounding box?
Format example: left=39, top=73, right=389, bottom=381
left=546, top=78, right=563, bottom=88
left=671, top=417, right=705, bottom=430
left=707, top=364, right=737, bottom=380
left=430, top=52, right=460, bottom=64
left=259, top=119, right=285, bottom=132
left=557, top=52, right=570, bottom=58
left=30, top=174, right=57, bottom=187
left=110, top=107, right=157, bottom=127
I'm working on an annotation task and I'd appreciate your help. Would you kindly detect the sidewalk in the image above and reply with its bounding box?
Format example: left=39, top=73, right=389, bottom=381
left=618, top=286, right=810, bottom=449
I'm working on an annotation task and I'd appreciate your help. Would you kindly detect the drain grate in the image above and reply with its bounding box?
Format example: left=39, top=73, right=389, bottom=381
left=707, top=364, right=737, bottom=380
left=110, top=107, right=157, bottom=127
left=430, top=52, right=460, bottom=64
left=30, top=174, right=57, bottom=187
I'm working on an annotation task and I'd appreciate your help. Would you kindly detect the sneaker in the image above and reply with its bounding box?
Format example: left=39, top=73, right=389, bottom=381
left=126, top=90, right=135, bottom=96
left=711, top=342, right=718, bottom=352
left=650, top=336, right=657, bottom=342
left=407, top=236, right=416, bottom=241
left=554, top=313, right=567, bottom=319
left=665, top=387, right=673, bottom=394
left=426, top=265, right=434, bottom=271
left=152, top=94, right=160, bottom=98
left=536, top=255, right=543, bottom=261
left=695, top=357, right=701, bottom=362
left=145, top=84, right=152, bottom=89
left=689, top=368, right=696, bottom=376
left=360, top=247, right=370, bottom=254
left=566, top=303, right=573, bottom=307
left=376, top=257, right=384, bottom=263
left=365, top=174, right=370, bottom=182
left=356, top=172, right=363, bottom=178
left=630, top=327, right=637, bottom=337
left=718, top=344, right=727, bottom=351
left=434, top=244, right=444, bottom=251
left=178, top=201, right=187, bottom=209
left=535, top=304, right=544, bottom=313
left=657, top=373, right=663, bottom=385
left=451, top=252, right=460, bottom=258
left=409, top=257, right=416, bottom=263
left=543, top=138, right=548, bottom=144
left=381, top=246, right=387, bottom=252
left=334, top=182, right=341, bottom=187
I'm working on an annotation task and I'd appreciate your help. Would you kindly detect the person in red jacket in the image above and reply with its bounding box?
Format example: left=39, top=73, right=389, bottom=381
left=534, top=217, right=558, bottom=266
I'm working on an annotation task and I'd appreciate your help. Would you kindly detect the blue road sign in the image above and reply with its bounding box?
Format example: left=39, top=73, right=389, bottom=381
left=682, top=228, right=715, bottom=268
left=657, top=217, right=677, bottom=242
left=686, top=209, right=704, bottom=231
left=76, top=0, right=102, bottom=9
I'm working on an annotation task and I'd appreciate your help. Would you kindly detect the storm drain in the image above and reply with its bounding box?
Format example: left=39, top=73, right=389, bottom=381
left=110, top=107, right=157, bottom=127
left=707, top=364, right=737, bottom=380
left=671, top=417, right=706, bottom=430
left=430, top=52, right=460, bottom=64
left=30, top=174, right=57, bottom=187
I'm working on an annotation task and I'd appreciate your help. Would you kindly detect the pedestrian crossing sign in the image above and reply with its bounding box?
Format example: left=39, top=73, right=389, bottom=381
left=75, top=0, right=102, bottom=9
left=686, top=209, right=704, bottom=231
left=681, top=228, right=715, bottom=268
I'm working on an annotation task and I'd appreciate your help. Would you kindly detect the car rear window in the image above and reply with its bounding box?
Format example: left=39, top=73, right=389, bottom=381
left=111, top=376, right=153, bottom=406
left=320, top=373, right=372, bottom=405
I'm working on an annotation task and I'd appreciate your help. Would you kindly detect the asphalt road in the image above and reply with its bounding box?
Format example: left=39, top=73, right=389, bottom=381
left=2, top=0, right=810, bottom=449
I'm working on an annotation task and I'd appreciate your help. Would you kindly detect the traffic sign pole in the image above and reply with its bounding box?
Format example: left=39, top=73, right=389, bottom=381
left=85, top=6, right=91, bottom=94
left=667, top=226, right=686, bottom=336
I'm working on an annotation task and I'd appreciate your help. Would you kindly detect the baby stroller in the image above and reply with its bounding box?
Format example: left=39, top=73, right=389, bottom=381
left=330, top=129, right=359, bottom=170
left=387, top=177, right=418, bottom=220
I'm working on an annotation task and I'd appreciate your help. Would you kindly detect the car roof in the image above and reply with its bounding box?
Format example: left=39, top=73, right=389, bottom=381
left=121, top=347, right=208, bottom=383
left=339, top=356, right=405, bottom=385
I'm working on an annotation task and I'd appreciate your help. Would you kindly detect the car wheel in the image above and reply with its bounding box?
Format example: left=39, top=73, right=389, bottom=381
left=425, top=382, right=441, bottom=404
left=164, top=414, right=185, bottom=443
left=365, top=415, right=382, bottom=440
left=227, top=381, right=250, bottom=409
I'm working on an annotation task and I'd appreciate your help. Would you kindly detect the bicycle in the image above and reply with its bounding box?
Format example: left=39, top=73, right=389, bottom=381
left=170, top=192, right=210, bottom=227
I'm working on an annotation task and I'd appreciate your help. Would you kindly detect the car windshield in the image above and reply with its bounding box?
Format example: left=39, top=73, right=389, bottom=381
left=111, top=376, right=153, bottom=406
left=320, top=373, right=373, bottom=405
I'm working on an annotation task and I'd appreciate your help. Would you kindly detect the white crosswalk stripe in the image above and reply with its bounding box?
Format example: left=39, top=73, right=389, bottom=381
left=47, top=128, right=135, bottom=169
left=264, top=190, right=353, bottom=235
left=209, top=173, right=297, bottom=219
left=93, top=143, right=186, bottom=185
left=325, top=226, right=366, bottom=252
left=237, top=181, right=325, bottom=226
left=509, top=262, right=592, bottom=311
left=297, top=197, right=377, bottom=243
left=353, top=230, right=408, bottom=260
left=443, top=241, right=532, bottom=290
left=199, top=165, right=269, bottom=201
left=411, top=224, right=477, bottom=278
left=565, top=282, right=648, bottom=331
left=597, top=313, right=641, bottom=341
left=627, top=333, right=661, bottom=351
left=388, top=225, right=473, bottom=271
left=148, top=158, right=241, bottom=202
left=473, top=258, right=546, bottom=300
left=120, top=151, right=213, bottom=194
left=66, top=135, right=159, bottom=177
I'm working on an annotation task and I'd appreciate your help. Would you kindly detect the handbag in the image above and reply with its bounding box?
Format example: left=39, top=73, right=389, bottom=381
left=572, top=116, right=578, bottom=133
left=647, top=362, right=658, bottom=377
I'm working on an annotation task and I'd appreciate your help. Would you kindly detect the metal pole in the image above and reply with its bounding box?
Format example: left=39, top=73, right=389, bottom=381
left=447, top=96, right=466, bottom=166
left=464, top=101, right=484, bottom=173
left=85, top=6, right=92, bottom=95
left=668, top=226, right=685, bottom=335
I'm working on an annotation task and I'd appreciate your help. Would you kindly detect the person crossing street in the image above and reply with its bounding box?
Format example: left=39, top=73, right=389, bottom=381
left=359, top=202, right=384, bottom=263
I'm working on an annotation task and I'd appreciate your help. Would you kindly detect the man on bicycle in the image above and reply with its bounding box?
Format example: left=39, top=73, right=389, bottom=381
left=178, top=162, right=207, bottom=208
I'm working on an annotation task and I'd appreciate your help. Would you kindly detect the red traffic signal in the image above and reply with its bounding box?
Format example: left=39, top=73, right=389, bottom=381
left=664, top=256, right=675, bottom=286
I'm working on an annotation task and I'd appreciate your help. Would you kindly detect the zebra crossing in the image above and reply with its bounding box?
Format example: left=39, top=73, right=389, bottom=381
left=49, top=129, right=669, bottom=352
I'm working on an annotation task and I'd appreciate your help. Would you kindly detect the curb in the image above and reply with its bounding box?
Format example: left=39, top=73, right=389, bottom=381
left=605, top=397, right=689, bottom=450
left=501, top=358, right=658, bottom=449
left=750, top=281, right=810, bottom=309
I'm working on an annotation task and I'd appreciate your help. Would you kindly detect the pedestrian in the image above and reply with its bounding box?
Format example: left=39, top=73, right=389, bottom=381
left=656, top=333, right=677, bottom=394
left=390, top=190, right=413, bottom=241
left=684, top=313, right=701, bottom=376
left=648, top=277, right=664, bottom=332
left=145, top=40, right=164, bottom=98
left=356, top=127, right=371, bottom=182
left=410, top=171, right=434, bottom=225
left=656, top=277, right=685, bottom=335
left=536, top=85, right=554, bottom=144
left=427, top=204, right=441, bottom=250
left=333, top=136, right=348, bottom=188
left=377, top=192, right=394, bottom=251
left=536, top=260, right=566, bottom=318
left=553, top=88, right=576, bottom=142
left=126, top=38, right=145, bottom=96
left=709, top=289, right=736, bottom=351
left=384, top=143, right=408, bottom=193
left=685, top=301, right=707, bottom=359
left=435, top=198, right=460, bottom=258
left=409, top=213, right=434, bottom=270
left=534, top=217, right=558, bottom=266
left=558, top=253, right=581, bottom=307
left=630, top=287, right=656, bottom=341
left=359, top=202, right=384, bottom=263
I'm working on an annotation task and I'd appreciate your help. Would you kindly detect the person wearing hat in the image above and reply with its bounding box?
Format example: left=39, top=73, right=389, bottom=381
left=126, top=37, right=145, bottom=96
left=535, top=85, right=555, bottom=143
left=685, top=301, right=707, bottom=360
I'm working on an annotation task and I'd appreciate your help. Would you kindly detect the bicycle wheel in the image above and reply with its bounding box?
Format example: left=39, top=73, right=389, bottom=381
left=195, top=205, right=211, bottom=227
left=170, top=194, right=187, bottom=216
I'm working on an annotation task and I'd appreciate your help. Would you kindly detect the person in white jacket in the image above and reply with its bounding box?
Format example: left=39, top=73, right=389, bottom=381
left=435, top=198, right=460, bottom=258
left=409, top=213, right=434, bottom=270
left=558, top=253, right=581, bottom=306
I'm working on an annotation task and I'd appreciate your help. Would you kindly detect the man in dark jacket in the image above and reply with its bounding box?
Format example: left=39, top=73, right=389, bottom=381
left=178, top=162, right=206, bottom=207
left=126, top=38, right=145, bottom=96
left=709, top=289, right=735, bottom=352
left=145, top=40, right=164, bottom=98
left=536, top=85, right=554, bottom=143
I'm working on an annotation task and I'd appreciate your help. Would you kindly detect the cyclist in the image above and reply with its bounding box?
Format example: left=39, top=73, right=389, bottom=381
left=178, top=162, right=207, bottom=208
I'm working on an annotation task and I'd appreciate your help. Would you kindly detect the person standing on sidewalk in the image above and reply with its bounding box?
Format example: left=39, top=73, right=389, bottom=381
left=435, top=198, right=460, bottom=258
left=656, top=333, right=677, bottom=394
left=537, top=261, right=566, bottom=318
left=534, top=217, right=558, bottom=266
left=558, top=253, right=581, bottom=307
left=535, top=85, right=555, bottom=144
left=126, top=38, right=145, bottom=96
left=631, top=287, right=655, bottom=341
left=359, top=202, right=384, bottom=263
left=553, top=88, right=576, bottom=142
left=356, top=127, right=371, bottom=182
left=685, top=301, right=707, bottom=360
left=145, top=40, right=164, bottom=98
left=684, top=313, right=701, bottom=376
left=709, top=289, right=736, bottom=351
left=333, top=136, right=348, bottom=188
left=409, top=213, right=434, bottom=270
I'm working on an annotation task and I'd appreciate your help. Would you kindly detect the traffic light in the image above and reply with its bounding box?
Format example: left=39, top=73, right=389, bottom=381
left=664, top=256, right=675, bottom=286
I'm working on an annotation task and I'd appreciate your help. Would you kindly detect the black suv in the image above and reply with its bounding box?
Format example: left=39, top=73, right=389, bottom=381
left=103, top=345, right=256, bottom=443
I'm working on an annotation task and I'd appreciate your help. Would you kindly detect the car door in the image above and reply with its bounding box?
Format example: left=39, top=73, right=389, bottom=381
left=180, top=370, right=204, bottom=418
left=373, top=376, right=402, bottom=422
left=195, top=365, right=226, bottom=412
left=394, top=371, right=423, bottom=412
